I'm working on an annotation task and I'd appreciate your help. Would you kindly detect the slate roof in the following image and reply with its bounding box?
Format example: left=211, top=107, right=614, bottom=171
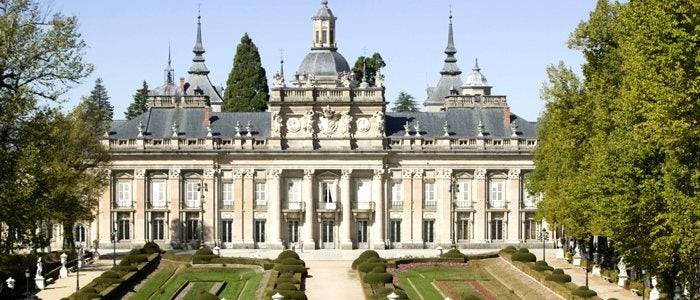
left=297, top=50, right=351, bottom=77
left=109, top=107, right=535, bottom=141
left=314, top=0, right=335, bottom=20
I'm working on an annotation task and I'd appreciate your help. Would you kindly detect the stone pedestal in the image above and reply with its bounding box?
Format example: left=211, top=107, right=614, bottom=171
left=591, top=265, right=601, bottom=276
left=35, top=275, right=45, bottom=290
left=650, top=276, right=660, bottom=300
left=555, top=248, right=565, bottom=259
left=572, top=245, right=582, bottom=266
left=59, top=252, right=68, bottom=279
left=617, top=257, right=628, bottom=287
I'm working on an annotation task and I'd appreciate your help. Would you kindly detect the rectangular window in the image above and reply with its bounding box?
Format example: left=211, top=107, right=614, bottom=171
left=524, top=213, right=538, bottom=240
left=490, top=214, right=504, bottom=241
left=117, top=212, right=130, bottom=241
left=423, top=181, right=436, bottom=209
left=391, top=181, right=402, bottom=209
left=319, top=181, right=336, bottom=209
left=150, top=180, right=166, bottom=208
left=254, top=220, right=266, bottom=243
left=321, top=220, right=334, bottom=248
left=355, top=179, right=371, bottom=209
left=286, top=179, right=302, bottom=209
left=287, top=220, right=299, bottom=244
left=356, top=220, right=368, bottom=243
left=185, top=213, right=199, bottom=241
left=221, top=219, right=233, bottom=243
left=185, top=181, right=201, bottom=209
left=456, top=180, right=470, bottom=208
left=222, top=182, right=234, bottom=208
left=321, top=30, right=327, bottom=44
left=254, top=182, right=267, bottom=208
left=457, top=217, right=470, bottom=241
left=74, top=225, right=86, bottom=243
left=423, top=220, right=435, bottom=243
left=151, top=212, right=165, bottom=240
left=489, top=180, right=505, bottom=208
left=116, top=181, right=132, bottom=208
left=389, top=220, right=401, bottom=243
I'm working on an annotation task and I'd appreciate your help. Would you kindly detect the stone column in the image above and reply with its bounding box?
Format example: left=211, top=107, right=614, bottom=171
left=507, top=169, right=521, bottom=243
left=436, top=168, right=453, bottom=246
left=267, top=169, right=283, bottom=249
left=400, top=169, right=413, bottom=246
left=232, top=169, right=245, bottom=245
left=202, top=168, right=216, bottom=246
left=242, top=169, right=255, bottom=246
left=473, top=169, right=487, bottom=243
left=167, top=168, right=181, bottom=244
left=302, top=169, right=316, bottom=250
left=372, top=168, right=386, bottom=249
left=339, top=169, right=353, bottom=249
left=98, top=170, right=112, bottom=248
left=412, top=169, right=424, bottom=247
left=133, top=169, right=146, bottom=245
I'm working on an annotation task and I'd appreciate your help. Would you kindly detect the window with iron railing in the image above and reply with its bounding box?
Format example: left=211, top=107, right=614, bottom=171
left=150, top=180, right=166, bottom=208
left=286, top=179, right=302, bottom=210
left=489, top=179, right=505, bottom=208
left=455, top=180, right=471, bottom=208
left=254, top=182, right=267, bottom=209
left=423, top=181, right=436, bottom=209
left=318, top=181, right=336, bottom=210
left=354, top=179, right=372, bottom=209
left=390, top=181, right=402, bottom=209
left=222, top=182, right=234, bottom=209
left=116, top=181, right=132, bottom=208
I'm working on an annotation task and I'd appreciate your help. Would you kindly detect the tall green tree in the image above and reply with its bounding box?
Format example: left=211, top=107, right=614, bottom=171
left=0, top=0, right=92, bottom=252
left=392, top=91, right=418, bottom=112
left=76, top=78, right=113, bottom=136
left=125, top=80, right=149, bottom=120
left=223, top=33, right=269, bottom=112
left=352, top=52, right=386, bottom=85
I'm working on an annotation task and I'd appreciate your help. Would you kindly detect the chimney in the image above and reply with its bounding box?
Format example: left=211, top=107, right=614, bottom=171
left=203, top=107, right=211, bottom=125
left=504, top=106, right=512, bottom=129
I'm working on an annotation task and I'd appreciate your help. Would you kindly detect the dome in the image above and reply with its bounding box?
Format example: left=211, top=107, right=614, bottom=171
left=297, top=50, right=351, bottom=78
left=149, top=83, right=183, bottom=97
left=464, top=59, right=489, bottom=87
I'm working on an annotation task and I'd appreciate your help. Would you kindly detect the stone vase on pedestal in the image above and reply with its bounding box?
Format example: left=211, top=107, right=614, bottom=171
left=592, top=265, right=601, bottom=276
left=572, top=244, right=582, bottom=266
left=59, top=253, right=68, bottom=279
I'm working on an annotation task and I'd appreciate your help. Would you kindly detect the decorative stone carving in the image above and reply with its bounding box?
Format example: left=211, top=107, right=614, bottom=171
left=232, top=169, right=245, bottom=179
left=203, top=168, right=216, bottom=179
left=267, top=169, right=282, bottom=179
left=401, top=169, right=413, bottom=179
left=403, top=121, right=411, bottom=137
left=356, top=118, right=370, bottom=133
left=511, top=123, right=518, bottom=137
left=443, top=121, right=450, bottom=137
left=617, top=257, right=628, bottom=287
left=508, top=169, right=521, bottom=179
left=303, top=169, right=315, bottom=179
left=338, top=71, right=352, bottom=87
left=341, top=169, right=352, bottom=179
left=234, top=121, right=242, bottom=137
left=373, top=111, right=385, bottom=135
left=318, top=105, right=339, bottom=137
left=436, top=168, right=452, bottom=179
left=168, top=168, right=180, bottom=179
left=650, top=276, right=660, bottom=300
left=474, top=169, right=487, bottom=179
left=272, top=72, right=285, bottom=87
left=206, top=121, right=213, bottom=137
left=373, top=168, right=385, bottom=180
left=287, top=118, right=301, bottom=133
left=414, top=121, right=422, bottom=137
left=477, top=121, right=484, bottom=137
left=171, top=122, right=178, bottom=138
left=374, top=69, right=385, bottom=87
left=271, top=112, right=282, bottom=135
left=303, top=110, right=315, bottom=135
left=338, top=111, right=352, bottom=136
left=412, top=169, right=424, bottom=178
left=306, top=73, right=316, bottom=86
left=245, top=121, right=253, bottom=137
left=137, top=121, right=144, bottom=138
left=134, top=169, right=146, bottom=179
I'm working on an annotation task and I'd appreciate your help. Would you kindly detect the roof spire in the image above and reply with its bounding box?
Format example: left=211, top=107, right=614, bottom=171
left=280, top=49, right=285, bottom=78
left=165, top=43, right=174, bottom=85
left=440, top=7, right=461, bottom=76
left=189, top=6, right=210, bottom=75
left=473, top=58, right=480, bottom=70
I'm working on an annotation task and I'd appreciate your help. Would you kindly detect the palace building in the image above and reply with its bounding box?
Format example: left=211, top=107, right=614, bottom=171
left=77, top=1, right=547, bottom=250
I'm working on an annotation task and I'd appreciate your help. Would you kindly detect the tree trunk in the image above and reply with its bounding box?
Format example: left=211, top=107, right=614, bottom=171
left=63, top=222, right=75, bottom=251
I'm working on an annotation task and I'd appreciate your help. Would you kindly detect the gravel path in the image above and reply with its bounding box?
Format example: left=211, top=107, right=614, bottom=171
left=481, top=257, right=563, bottom=300
left=36, top=259, right=117, bottom=300
left=304, top=260, right=364, bottom=300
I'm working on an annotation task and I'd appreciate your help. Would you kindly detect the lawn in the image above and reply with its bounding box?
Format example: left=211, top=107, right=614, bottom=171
left=395, top=260, right=520, bottom=300
left=130, top=266, right=262, bottom=300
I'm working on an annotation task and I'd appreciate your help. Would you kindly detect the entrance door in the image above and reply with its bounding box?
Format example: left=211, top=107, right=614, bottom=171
left=320, top=220, right=335, bottom=249
left=287, top=220, right=299, bottom=249
left=355, top=220, right=369, bottom=249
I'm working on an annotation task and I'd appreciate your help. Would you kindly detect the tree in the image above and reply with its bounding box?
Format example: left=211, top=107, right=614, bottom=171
left=352, top=53, right=386, bottom=85
left=223, top=33, right=269, bottom=112
left=392, top=91, right=418, bottom=112
left=125, top=80, right=149, bottom=120
left=0, top=0, right=92, bottom=252
left=76, top=78, right=113, bottom=136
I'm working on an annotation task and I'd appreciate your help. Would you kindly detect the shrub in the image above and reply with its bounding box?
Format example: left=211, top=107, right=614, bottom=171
left=572, top=286, right=598, bottom=298
left=352, top=250, right=380, bottom=269
left=74, top=291, right=101, bottom=300
left=274, top=264, right=307, bottom=274
left=277, top=250, right=300, bottom=260
left=441, top=248, right=467, bottom=261
left=142, top=242, right=161, bottom=254
left=545, top=269, right=572, bottom=283
left=193, top=255, right=217, bottom=264
left=276, top=282, right=298, bottom=291
left=119, top=257, right=132, bottom=266
left=502, top=245, right=517, bottom=254
left=129, top=249, right=142, bottom=255
left=358, top=261, right=387, bottom=273
left=362, top=272, right=393, bottom=285
left=274, top=289, right=307, bottom=300
left=195, top=246, right=214, bottom=256
left=100, top=270, right=122, bottom=279
left=371, top=265, right=386, bottom=273
left=517, top=247, right=530, bottom=253
left=276, top=258, right=305, bottom=266
left=532, top=261, right=554, bottom=272
left=129, top=254, right=149, bottom=263
left=511, top=252, right=536, bottom=262
left=112, top=265, right=138, bottom=273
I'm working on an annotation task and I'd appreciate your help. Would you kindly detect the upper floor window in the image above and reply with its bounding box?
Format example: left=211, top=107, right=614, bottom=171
left=184, top=180, right=201, bottom=209
left=222, top=182, right=234, bottom=208
left=423, top=181, right=436, bottom=208
left=116, top=180, right=132, bottom=208
left=390, top=181, right=402, bottom=208
left=355, top=179, right=371, bottom=209
left=456, top=179, right=470, bottom=208
left=320, top=181, right=335, bottom=203
left=286, top=179, right=302, bottom=209
left=150, top=180, right=166, bottom=208
left=254, top=182, right=267, bottom=207
left=489, top=179, right=505, bottom=208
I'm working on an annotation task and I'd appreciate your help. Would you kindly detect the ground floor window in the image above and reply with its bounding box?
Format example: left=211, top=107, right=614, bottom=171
left=320, top=220, right=334, bottom=248
left=423, top=219, right=435, bottom=243
left=74, top=224, right=86, bottom=243
left=524, top=213, right=537, bottom=240
left=456, top=216, right=471, bottom=241
left=150, top=212, right=165, bottom=241
left=117, top=212, right=130, bottom=241
left=254, top=220, right=266, bottom=243
left=221, top=219, right=233, bottom=243
left=356, top=220, right=368, bottom=244
left=185, top=212, right=200, bottom=241
left=389, top=220, right=401, bottom=243
left=490, top=213, right=504, bottom=241
left=287, top=220, right=299, bottom=244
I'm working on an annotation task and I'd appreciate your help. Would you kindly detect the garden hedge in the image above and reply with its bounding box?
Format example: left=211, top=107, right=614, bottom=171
left=532, top=261, right=554, bottom=272
left=501, top=245, right=517, bottom=254
left=362, top=272, right=393, bottom=284
left=352, top=250, right=380, bottom=269
left=511, top=251, right=536, bottom=262
left=197, top=291, right=218, bottom=300
left=276, top=282, right=299, bottom=291
left=276, top=257, right=305, bottom=266
left=273, top=289, right=308, bottom=300
left=277, top=250, right=300, bottom=260
left=572, top=286, right=598, bottom=298
left=545, top=269, right=572, bottom=283
left=440, top=248, right=468, bottom=262
left=274, top=264, right=307, bottom=275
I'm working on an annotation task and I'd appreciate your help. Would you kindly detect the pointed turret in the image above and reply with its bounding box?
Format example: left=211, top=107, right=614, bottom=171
left=189, top=11, right=210, bottom=75
left=424, top=10, right=464, bottom=111
left=185, top=9, right=224, bottom=111
left=441, top=11, right=461, bottom=76
left=462, top=58, right=492, bottom=95
left=165, top=44, right=174, bottom=85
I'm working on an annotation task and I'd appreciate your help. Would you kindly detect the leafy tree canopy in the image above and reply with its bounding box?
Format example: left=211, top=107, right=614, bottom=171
left=352, top=52, right=386, bottom=85
left=223, top=33, right=269, bottom=112
left=125, top=80, right=149, bottom=120
left=392, top=91, right=418, bottom=112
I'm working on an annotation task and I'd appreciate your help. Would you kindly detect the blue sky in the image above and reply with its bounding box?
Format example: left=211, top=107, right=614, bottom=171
left=56, top=0, right=595, bottom=121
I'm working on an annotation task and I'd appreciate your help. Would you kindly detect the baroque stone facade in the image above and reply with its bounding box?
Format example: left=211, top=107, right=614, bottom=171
left=87, top=1, right=548, bottom=250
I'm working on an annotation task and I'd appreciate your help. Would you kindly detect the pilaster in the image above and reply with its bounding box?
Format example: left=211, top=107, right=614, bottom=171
left=507, top=169, right=521, bottom=243
left=411, top=169, right=424, bottom=247
left=372, top=168, right=386, bottom=249
left=133, top=169, right=146, bottom=245
left=302, top=169, right=316, bottom=250
left=400, top=169, right=413, bottom=246
left=202, top=168, right=216, bottom=246
left=98, top=170, right=112, bottom=247
left=167, top=168, right=181, bottom=244
left=473, top=169, right=487, bottom=243
left=242, top=169, right=255, bottom=245
left=339, top=169, right=353, bottom=249
left=266, top=169, right=284, bottom=249
left=436, top=168, right=453, bottom=246
left=232, top=169, right=245, bottom=246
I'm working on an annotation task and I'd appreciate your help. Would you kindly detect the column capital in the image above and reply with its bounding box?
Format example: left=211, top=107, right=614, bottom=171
left=244, top=169, right=255, bottom=179
left=412, top=168, right=424, bottom=178
left=373, top=168, right=385, bottom=180
left=266, top=168, right=282, bottom=179
left=474, top=168, right=487, bottom=179
left=340, top=169, right=352, bottom=180
left=232, top=169, right=245, bottom=179
left=508, top=168, right=521, bottom=179
left=435, top=168, right=452, bottom=179
left=134, top=169, right=146, bottom=179
left=303, top=169, right=315, bottom=179
left=168, top=168, right=180, bottom=179
left=203, top=168, right=216, bottom=179
left=401, top=169, right=413, bottom=179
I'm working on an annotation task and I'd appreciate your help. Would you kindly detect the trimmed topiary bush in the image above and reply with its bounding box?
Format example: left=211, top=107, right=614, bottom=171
left=371, top=265, right=386, bottom=273
left=441, top=248, right=468, bottom=261
left=100, top=270, right=122, bottom=279
left=545, top=269, right=572, bottom=283
left=195, top=246, right=214, bottom=255
left=129, top=249, right=142, bottom=255
left=358, top=261, right=387, bottom=273
left=277, top=250, right=300, bottom=260
left=363, top=272, right=393, bottom=285
left=274, top=264, right=307, bottom=274
left=276, top=257, right=305, bottom=266
left=142, top=241, right=161, bottom=254
left=112, top=265, right=138, bottom=273
left=352, top=250, right=380, bottom=269
left=276, top=282, right=298, bottom=291
left=502, top=246, right=517, bottom=254
left=511, top=251, right=536, bottom=262
left=532, top=260, right=554, bottom=272
left=572, top=286, right=598, bottom=298
left=274, top=289, right=307, bottom=300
